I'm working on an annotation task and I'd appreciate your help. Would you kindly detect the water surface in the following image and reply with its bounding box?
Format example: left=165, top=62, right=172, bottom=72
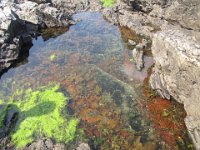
left=0, top=12, right=192, bottom=149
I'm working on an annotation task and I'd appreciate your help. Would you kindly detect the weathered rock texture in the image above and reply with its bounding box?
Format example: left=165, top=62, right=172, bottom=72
left=102, top=0, right=200, bottom=37
left=150, top=28, right=200, bottom=149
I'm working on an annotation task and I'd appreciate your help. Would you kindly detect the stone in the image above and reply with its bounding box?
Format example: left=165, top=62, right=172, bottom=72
left=132, top=48, right=144, bottom=71
left=27, top=139, right=60, bottom=150
left=76, top=143, right=91, bottom=150
left=150, top=28, right=200, bottom=149
left=128, top=39, right=136, bottom=46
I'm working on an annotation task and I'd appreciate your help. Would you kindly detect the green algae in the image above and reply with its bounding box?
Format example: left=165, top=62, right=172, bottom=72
left=50, top=54, right=56, bottom=61
left=101, top=0, right=116, bottom=7
left=0, top=104, right=8, bottom=128
left=0, top=85, right=79, bottom=148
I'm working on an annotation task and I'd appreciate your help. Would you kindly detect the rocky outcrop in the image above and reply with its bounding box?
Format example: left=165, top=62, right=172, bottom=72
left=0, top=0, right=104, bottom=73
left=101, top=0, right=200, bottom=148
left=102, top=0, right=200, bottom=37
left=0, top=5, right=31, bottom=71
left=0, top=0, right=73, bottom=72
left=124, top=0, right=200, bottom=31
left=101, top=1, right=200, bottom=148
left=150, top=28, right=200, bottom=149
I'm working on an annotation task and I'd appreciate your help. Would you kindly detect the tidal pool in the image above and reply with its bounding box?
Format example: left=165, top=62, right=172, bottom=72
left=0, top=12, right=194, bottom=149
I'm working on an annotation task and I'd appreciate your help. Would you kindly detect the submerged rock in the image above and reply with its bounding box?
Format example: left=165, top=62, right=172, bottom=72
left=131, top=39, right=149, bottom=71
left=132, top=48, right=144, bottom=71
left=128, top=39, right=136, bottom=46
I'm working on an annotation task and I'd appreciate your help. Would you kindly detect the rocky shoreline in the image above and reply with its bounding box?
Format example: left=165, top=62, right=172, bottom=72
left=1, top=0, right=200, bottom=149
left=102, top=1, right=200, bottom=149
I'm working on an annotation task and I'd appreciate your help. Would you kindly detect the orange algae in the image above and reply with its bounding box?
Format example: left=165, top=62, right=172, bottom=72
left=143, top=68, right=194, bottom=150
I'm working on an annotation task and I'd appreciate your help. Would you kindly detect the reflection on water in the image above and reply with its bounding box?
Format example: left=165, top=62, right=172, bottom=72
left=0, top=12, right=192, bottom=149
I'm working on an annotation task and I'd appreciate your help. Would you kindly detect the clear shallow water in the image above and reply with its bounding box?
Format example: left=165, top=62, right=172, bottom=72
left=0, top=12, right=192, bottom=149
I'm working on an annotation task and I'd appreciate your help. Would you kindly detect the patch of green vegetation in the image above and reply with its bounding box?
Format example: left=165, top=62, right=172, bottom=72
left=101, top=0, right=116, bottom=7
left=0, top=104, right=8, bottom=128
left=0, top=85, right=79, bottom=148
left=162, top=109, right=170, bottom=117
left=50, top=54, right=56, bottom=61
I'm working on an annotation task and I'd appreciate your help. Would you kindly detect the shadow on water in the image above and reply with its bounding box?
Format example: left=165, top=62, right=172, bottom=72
left=0, top=27, right=68, bottom=79
left=0, top=101, right=56, bottom=139
left=0, top=43, right=32, bottom=79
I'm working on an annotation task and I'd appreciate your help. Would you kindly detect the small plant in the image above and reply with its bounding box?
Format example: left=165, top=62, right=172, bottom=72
left=50, top=54, right=56, bottom=61
left=101, top=0, right=116, bottom=7
left=162, top=109, right=170, bottom=117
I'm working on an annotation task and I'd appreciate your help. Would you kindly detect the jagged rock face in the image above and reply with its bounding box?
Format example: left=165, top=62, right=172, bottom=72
left=0, top=0, right=103, bottom=73
left=125, top=0, right=200, bottom=31
left=164, top=0, right=200, bottom=31
left=150, top=29, right=200, bottom=149
left=0, top=0, right=73, bottom=72
left=0, top=5, right=28, bottom=71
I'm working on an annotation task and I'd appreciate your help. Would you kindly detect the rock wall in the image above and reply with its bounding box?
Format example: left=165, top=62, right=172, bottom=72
left=0, top=0, right=76, bottom=72
left=107, top=0, right=200, bottom=148
left=0, top=0, right=103, bottom=73
left=150, top=28, right=200, bottom=149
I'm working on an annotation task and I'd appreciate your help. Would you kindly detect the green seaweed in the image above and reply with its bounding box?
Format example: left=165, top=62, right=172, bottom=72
left=0, top=85, right=79, bottom=148
left=101, top=0, right=116, bottom=7
left=0, top=104, right=8, bottom=128
left=50, top=54, right=56, bottom=61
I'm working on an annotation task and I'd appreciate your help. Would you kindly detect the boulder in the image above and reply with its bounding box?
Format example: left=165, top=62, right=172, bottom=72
left=150, top=28, right=200, bottom=149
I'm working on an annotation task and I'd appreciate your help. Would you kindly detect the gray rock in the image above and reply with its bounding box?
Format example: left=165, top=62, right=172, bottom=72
left=0, top=0, right=75, bottom=73
left=150, top=28, right=200, bottom=149
left=76, top=143, right=90, bottom=150
left=132, top=48, right=144, bottom=71
left=128, top=39, right=136, bottom=46
left=15, top=1, right=69, bottom=27
left=27, top=139, right=65, bottom=150
left=53, top=143, right=66, bottom=150
left=164, top=0, right=200, bottom=31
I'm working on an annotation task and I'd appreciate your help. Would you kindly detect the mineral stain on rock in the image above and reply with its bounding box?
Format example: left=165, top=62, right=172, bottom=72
left=0, top=12, right=194, bottom=149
